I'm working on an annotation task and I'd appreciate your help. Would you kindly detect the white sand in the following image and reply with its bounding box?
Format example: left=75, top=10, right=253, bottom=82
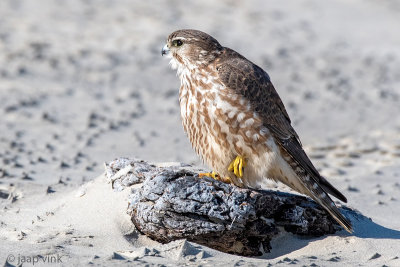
left=1, top=0, right=399, bottom=266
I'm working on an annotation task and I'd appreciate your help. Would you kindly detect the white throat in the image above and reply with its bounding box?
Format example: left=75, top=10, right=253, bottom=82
left=168, top=54, right=197, bottom=90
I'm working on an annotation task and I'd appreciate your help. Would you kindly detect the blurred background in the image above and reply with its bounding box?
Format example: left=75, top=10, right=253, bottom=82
left=0, top=0, right=399, bottom=199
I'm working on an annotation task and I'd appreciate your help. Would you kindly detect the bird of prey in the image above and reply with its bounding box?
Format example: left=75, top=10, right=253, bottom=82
left=161, top=29, right=352, bottom=233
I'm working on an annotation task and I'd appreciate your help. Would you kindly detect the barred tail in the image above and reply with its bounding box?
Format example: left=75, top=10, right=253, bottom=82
left=310, top=189, right=353, bottom=233
left=299, top=172, right=353, bottom=233
left=277, top=140, right=353, bottom=232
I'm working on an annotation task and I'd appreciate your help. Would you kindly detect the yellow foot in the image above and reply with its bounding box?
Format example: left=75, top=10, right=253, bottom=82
left=228, top=155, right=247, bottom=178
left=199, top=171, right=219, bottom=179
left=199, top=171, right=232, bottom=184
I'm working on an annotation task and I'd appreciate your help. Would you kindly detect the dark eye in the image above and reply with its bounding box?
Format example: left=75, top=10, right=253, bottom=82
left=173, top=39, right=183, bottom=47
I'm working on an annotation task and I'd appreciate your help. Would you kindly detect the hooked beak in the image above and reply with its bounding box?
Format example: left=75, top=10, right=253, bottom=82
left=161, top=44, right=170, bottom=56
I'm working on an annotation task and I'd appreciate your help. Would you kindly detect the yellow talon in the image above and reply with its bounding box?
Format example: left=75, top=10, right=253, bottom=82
left=198, top=171, right=232, bottom=184
left=228, top=155, right=246, bottom=178
left=234, top=157, right=239, bottom=177
left=239, top=157, right=243, bottom=177
left=228, top=162, right=234, bottom=172
left=199, top=171, right=219, bottom=179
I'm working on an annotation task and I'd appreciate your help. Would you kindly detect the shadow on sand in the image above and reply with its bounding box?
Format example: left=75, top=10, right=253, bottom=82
left=344, top=207, right=400, bottom=239
left=261, top=207, right=400, bottom=259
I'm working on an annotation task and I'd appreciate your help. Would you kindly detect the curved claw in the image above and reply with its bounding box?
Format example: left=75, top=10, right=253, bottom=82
left=199, top=171, right=232, bottom=184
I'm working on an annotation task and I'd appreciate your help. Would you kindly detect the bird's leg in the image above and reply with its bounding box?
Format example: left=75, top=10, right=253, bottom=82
left=199, top=171, right=233, bottom=184
left=228, top=155, right=247, bottom=178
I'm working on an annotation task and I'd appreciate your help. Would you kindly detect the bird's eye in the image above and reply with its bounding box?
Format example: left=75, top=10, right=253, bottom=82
left=173, top=39, right=183, bottom=47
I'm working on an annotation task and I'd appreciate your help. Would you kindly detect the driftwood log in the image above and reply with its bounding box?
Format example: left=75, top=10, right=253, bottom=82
left=105, top=158, right=347, bottom=256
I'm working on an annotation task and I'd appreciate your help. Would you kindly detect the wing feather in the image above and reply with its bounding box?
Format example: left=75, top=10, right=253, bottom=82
left=216, top=48, right=347, bottom=203
left=216, top=48, right=352, bottom=232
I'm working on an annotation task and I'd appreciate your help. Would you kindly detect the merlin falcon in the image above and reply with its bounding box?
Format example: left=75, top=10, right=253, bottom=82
left=161, top=29, right=352, bottom=233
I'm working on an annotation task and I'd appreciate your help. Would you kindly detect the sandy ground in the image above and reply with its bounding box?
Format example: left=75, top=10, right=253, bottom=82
left=0, top=0, right=399, bottom=266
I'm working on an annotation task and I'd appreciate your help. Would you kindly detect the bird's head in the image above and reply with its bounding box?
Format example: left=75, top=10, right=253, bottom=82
left=162, top=29, right=223, bottom=71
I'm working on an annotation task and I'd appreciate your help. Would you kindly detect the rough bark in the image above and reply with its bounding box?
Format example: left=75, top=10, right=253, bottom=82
left=105, top=158, right=346, bottom=256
